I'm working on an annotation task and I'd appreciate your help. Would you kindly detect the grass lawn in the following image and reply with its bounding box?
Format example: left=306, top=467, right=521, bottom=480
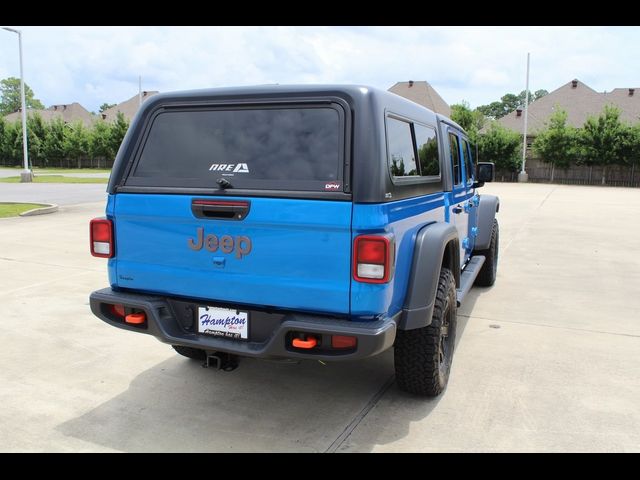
left=0, top=203, right=45, bottom=218
left=0, top=175, right=108, bottom=184
left=1, top=167, right=111, bottom=174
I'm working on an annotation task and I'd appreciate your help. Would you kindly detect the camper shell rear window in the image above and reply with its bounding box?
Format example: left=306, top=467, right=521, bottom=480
left=126, top=104, right=345, bottom=192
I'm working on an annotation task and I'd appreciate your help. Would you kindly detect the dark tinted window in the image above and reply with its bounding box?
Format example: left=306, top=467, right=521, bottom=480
left=387, top=117, right=418, bottom=177
left=449, top=133, right=461, bottom=185
left=414, top=124, right=439, bottom=177
left=461, top=138, right=474, bottom=183
left=131, top=107, right=341, bottom=191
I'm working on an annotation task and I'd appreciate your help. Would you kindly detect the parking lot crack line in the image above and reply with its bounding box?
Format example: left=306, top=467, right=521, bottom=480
left=502, top=186, right=557, bottom=254
left=0, top=270, right=96, bottom=297
left=324, top=374, right=395, bottom=453
left=458, top=314, right=640, bottom=339
left=0, top=256, right=100, bottom=272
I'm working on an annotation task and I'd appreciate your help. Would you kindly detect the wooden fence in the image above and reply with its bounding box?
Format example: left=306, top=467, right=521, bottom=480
left=496, top=158, right=640, bottom=188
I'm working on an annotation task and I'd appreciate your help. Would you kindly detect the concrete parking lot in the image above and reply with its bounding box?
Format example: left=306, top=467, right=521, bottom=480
left=0, top=183, right=639, bottom=452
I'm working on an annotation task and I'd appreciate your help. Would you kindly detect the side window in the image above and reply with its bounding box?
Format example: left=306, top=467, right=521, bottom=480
left=414, top=124, right=440, bottom=177
left=449, top=133, right=461, bottom=185
left=461, top=138, right=473, bottom=184
left=387, top=117, right=419, bottom=177
left=468, top=141, right=476, bottom=181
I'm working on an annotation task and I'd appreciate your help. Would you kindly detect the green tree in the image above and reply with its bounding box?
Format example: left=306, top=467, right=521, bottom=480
left=578, top=105, right=628, bottom=184
left=533, top=89, right=549, bottom=100
left=450, top=101, right=486, bottom=144
left=3, top=121, right=23, bottom=166
left=0, top=117, right=8, bottom=163
left=517, top=89, right=549, bottom=107
left=618, top=124, right=640, bottom=165
left=43, top=117, right=66, bottom=166
left=532, top=109, right=578, bottom=181
left=90, top=120, right=114, bottom=160
left=0, top=77, right=45, bottom=115
left=500, top=93, right=520, bottom=115
left=108, top=112, right=129, bottom=157
left=478, top=89, right=549, bottom=119
left=26, top=113, right=47, bottom=167
left=63, top=121, right=90, bottom=168
left=1, top=114, right=47, bottom=167
left=477, top=124, right=521, bottom=172
left=451, top=102, right=475, bottom=132
left=99, top=102, right=116, bottom=113
left=477, top=101, right=503, bottom=119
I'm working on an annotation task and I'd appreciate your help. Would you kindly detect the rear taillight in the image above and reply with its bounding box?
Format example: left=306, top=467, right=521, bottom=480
left=110, top=304, right=125, bottom=318
left=90, top=218, right=114, bottom=258
left=353, top=234, right=394, bottom=283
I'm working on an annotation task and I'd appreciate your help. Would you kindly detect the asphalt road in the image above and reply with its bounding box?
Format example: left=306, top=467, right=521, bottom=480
left=0, top=182, right=107, bottom=205
left=0, top=168, right=108, bottom=206
left=0, top=183, right=638, bottom=452
left=0, top=169, right=110, bottom=179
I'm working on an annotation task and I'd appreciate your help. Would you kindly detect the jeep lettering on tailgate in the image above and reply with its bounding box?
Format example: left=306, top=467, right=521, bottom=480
left=188, top=227, right=252, bottom=259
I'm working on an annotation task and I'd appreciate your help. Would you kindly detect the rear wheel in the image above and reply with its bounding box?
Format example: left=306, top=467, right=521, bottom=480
left=172, top=345, right=206, bottom=361
left=474, top=219, right=499, bottom=287
left=394, top=268, right=457, bottom=396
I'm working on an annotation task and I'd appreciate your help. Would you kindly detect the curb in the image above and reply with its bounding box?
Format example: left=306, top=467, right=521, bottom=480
left=0, top=202, right=60, bottom=217
left=20, top=203, right=59, bottom=216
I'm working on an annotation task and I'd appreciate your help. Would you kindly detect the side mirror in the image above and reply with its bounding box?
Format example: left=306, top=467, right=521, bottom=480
left=476, top=162, right=495, bottom=185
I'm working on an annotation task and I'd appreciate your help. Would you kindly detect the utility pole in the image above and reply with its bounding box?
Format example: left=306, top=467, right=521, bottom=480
left=518, top=52, right=530, bottom=183
left=139, top=76, right=142, bottom=106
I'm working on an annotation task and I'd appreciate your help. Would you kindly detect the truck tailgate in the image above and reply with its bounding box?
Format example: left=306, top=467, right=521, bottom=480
left=112, top=194, right=352, bottom=314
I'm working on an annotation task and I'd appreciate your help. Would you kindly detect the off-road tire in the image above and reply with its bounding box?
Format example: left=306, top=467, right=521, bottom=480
left=172, top=345, right=207, bottom=361
left=474, top=219, right=499, bottom=287
left=394, top=268, right=457, bottom=396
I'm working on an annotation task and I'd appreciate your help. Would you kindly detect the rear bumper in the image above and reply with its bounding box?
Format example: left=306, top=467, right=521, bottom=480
left=89, top=288, right=397, bottom=361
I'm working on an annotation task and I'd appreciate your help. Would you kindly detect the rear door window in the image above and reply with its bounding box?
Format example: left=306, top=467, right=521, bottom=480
left=128, top=106, right=343, bottom=191
left=449, top=133, right=462, bottom=186
left=461, top=138, right=474, bottom=184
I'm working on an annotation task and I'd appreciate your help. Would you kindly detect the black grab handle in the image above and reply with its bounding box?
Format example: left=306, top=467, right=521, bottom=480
left=191, top=199, right=250, bottom=221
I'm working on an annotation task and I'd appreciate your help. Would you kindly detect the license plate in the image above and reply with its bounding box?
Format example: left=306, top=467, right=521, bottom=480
left=197, top=306, right=249, bottom=339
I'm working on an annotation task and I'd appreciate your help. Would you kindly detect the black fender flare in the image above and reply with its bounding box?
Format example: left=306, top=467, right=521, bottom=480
left=475, top=194, right=500, bottom=250
left=399, top=222, right=460, bottom=330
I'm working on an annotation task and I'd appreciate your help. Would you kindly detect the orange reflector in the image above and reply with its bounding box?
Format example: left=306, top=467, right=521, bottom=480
left=332, top=335, right=357, bottom=349
left=292, top=336, right=317, bottom=349
left=125, top=312, right=146, bottom=325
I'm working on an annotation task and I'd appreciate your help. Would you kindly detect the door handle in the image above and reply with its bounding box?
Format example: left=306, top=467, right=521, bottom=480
left=452, top=206, right=463, bottom=214
left=191, top=199, right=250, bottom=221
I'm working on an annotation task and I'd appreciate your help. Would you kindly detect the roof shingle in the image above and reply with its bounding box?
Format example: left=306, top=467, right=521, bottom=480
left=498, top=79, right=640, bottom=134
left=4, top=102, right=95, bottom=127
left=388, top=81, right=451, bottom=116
left=100, top=91, right=159, bottom=122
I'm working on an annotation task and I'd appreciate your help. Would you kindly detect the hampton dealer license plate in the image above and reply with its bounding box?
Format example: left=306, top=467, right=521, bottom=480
left=197, top=306, right=249, bottom=339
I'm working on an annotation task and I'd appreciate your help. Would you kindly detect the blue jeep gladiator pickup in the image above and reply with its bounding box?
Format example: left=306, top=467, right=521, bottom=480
left=89, top=85, right=499, bottom=396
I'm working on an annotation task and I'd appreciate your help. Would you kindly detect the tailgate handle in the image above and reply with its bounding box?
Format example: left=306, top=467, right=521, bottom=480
left=191, top=200, right=250, bottom=221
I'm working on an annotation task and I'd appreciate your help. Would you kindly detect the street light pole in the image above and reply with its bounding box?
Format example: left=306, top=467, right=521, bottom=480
left=2, top=27, right=31, bottom=182
left=518, top=52, right=530, bottom=183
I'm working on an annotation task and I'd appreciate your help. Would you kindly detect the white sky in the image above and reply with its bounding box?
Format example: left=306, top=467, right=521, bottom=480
left=1, top=26, right=638, bottom=112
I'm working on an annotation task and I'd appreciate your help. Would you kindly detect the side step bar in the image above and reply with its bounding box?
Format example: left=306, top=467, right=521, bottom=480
left=456, top=255, right=486, bottom=306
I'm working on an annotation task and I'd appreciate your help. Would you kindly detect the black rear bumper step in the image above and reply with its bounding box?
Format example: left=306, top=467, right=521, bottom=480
left=90, top=288, right=398, bottom=361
